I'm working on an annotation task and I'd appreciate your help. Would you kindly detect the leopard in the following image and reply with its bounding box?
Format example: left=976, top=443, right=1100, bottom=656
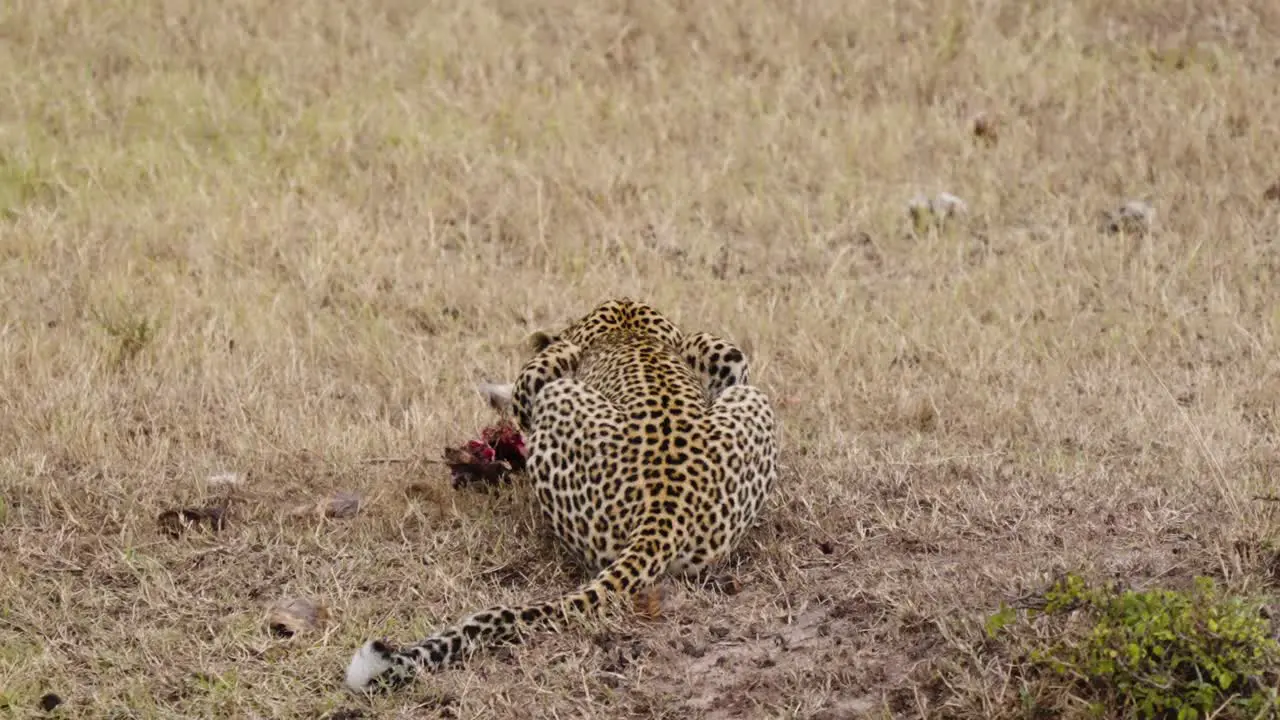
left=344, top=297, right=778, bottom=692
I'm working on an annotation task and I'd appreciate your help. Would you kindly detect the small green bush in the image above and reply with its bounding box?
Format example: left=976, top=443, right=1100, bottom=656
left=992, top=574, right=1280, bottom=719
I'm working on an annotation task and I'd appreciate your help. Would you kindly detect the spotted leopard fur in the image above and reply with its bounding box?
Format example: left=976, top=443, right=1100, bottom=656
left=344, top=298, right=778, bottom=691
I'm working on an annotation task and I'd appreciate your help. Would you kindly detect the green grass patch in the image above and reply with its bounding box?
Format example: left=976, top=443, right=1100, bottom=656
left=989, top=574, right=1280, bottom=719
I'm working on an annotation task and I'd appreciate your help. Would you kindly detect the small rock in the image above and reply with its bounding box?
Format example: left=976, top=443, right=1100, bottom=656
left=207, top=471, right=245, bottom=489
left=267, top=596, right=330, bottom=637
left=1264, top=181, right=1280, bottom=203
left=1100, top=200, right=1154, bottom=235
left=933, top=192, right=968, bottom=217
left=325, top=491, right=362, bottom=519
left=972, top=112, right=998, bottom=145
left=908, top=192, right=969, bottom=231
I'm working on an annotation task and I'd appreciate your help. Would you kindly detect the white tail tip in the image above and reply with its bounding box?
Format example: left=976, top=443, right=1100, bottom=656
left=344, top=640, right=395, bottom=692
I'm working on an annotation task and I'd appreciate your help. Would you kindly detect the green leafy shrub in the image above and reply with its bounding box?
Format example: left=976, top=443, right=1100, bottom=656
left=991, top=574, right=1279, bottom=719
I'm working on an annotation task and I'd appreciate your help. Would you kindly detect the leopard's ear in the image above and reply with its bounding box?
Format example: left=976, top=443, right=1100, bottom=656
left=527, top=331, right=558, bottom=353
left=476, top=382, right=515, bottom=416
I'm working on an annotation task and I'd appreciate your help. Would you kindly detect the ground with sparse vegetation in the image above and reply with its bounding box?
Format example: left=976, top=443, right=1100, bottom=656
left=2, top=0, right=1279, bottom=718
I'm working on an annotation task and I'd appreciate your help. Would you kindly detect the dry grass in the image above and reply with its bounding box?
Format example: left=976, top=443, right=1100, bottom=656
left=2, top=0, right=1279, bottom=717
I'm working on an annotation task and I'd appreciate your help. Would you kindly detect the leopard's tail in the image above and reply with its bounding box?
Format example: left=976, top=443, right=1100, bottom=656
left=343, top=529, right=671, bottom=692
